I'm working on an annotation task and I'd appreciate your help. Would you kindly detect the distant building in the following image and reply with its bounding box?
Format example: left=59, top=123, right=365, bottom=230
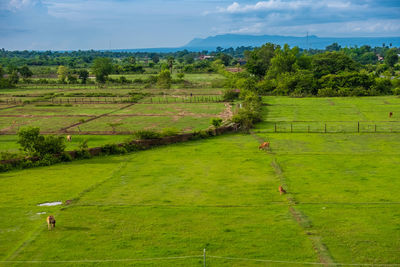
left=198, top=55, right=214, bottom=60
left=376, top=54, right=384, bottom=61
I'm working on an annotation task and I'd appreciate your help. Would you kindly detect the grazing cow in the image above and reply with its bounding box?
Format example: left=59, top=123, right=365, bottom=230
left=66, top=135, right=72, bottom=142
left=279, top=186, right=287, bottom=195
left=259, top=142, right=270, bottom=150
left=64, top=200, right=72, bottom=205
left=389, top=112, right=393, bottom=118
left=46, top=215, right=56, bottom=230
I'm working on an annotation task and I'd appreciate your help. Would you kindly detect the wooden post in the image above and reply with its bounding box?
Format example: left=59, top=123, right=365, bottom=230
left=203, top=248, right=206, bottom=267
left=291, top=123, right=293, bottom=133
left=324, top=124, right=327, bottom=133
left=358, top=121, right=360, bottom=133
left=274, top=123, right=277, bottom=133
left=375, top=124, right=377, bottom=132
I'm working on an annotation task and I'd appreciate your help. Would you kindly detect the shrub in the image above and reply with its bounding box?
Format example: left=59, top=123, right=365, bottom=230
left=133, top=130, right=161, bottom=140
left=101, top=144, right=127, bottom=155
left=211, top=118, right=223, bottom=127
left=60, top=152, right=73, bottom=162
left=160, top=127, right=180, bottom=137
left=17, top=127, right=66, bottom=157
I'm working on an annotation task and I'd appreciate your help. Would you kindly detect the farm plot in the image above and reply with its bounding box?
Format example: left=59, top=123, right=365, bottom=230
left=0, top=134, right=317, bottom=265
left=69, top=113, right=217, bottom=133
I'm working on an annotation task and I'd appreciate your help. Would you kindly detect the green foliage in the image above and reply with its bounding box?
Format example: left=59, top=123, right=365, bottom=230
left=157, top=69, right=172, bottom=89
left=385, top=48, right=399, bottom=67
left=210, top=118, right=223, bottom=127
left=92, top=58, right=113, bottom=83
left=245, top=43, right=278, bottom=78
left=223, top=89, right=240, bottom=101
left=133, top=130, right=161, bottom=140
left=312, top=51, right=359, bottom=79
left=231, top=90, right=262, bottom=131
left=57, top=65, right=69, bottom=83
left=17, top=127, right=66, bottom=157
left=266, top=44, right=299, bottom=79
left=78, top=69, right=89, bottom=84
left=101, top=144, right=127, bottom=155
left=160, top=127, right=180, bottom=137
left=19, top=66, right=33, bottom=78
left=9, top=70, right=19, bottom=84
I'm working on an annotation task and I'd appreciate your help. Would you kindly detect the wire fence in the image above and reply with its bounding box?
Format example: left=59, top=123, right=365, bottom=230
left=0, top=96, right=224, bottom=105
left=256, top=121, right=400, bottom=133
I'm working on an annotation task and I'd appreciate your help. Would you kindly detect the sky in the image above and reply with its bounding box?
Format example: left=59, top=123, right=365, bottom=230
left=0, top=0, right=399, bottom=50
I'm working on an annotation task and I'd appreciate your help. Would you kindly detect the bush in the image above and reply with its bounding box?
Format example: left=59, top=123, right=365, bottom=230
left=17, top=127, right=66, bottom=157
left=101, top=144, right=127, bottom=155
left=211, top=118, right=223, bottom=127
left=60, top=152, right=73, bottom=162
left=133, top=130, right=161, bottom=140
left=190, top=130, right=212, bottom=140
left=160, top=128, right=180, bottom=137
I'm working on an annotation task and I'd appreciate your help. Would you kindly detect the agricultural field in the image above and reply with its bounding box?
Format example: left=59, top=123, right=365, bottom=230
left=256, top=96, right=400, bottom=133
left=1, top=95, right=400, bottom=265
left=0, top=79, right=231, bottom=152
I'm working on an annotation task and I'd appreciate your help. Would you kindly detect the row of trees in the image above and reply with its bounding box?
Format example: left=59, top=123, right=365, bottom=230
left=238, top=43, right=399, bottom=97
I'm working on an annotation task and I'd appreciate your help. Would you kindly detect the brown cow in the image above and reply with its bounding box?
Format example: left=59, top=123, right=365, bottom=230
left=279, top=186, right=287, bottom=195
left=47, top=215, right=56, bottom=230
left=66, top=135, right=72, bottom=142
left=259, top=142, right=270, bottom=150
left=389, top=112, right=393, bottom=118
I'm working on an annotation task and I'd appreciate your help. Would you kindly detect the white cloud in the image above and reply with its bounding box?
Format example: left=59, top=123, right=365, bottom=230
left=214, top=0, right=360, bottom=14
left=7, top=0, right=39, bottom=11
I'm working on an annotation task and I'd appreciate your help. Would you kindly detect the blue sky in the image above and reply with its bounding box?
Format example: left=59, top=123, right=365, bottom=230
left=1, top=0, right=399, bottom=50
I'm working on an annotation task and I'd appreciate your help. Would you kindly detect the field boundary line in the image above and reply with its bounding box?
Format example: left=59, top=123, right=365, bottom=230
left=59, top=103, right=135, bottom=132
left=0, top=105, right=21, bottom=110
left=271, top=157, right=335, bottom=266
left=251, top=132, right=335, bottom=266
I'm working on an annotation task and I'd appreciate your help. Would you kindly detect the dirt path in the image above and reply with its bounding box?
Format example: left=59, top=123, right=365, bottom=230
left=219, top=103, right=233, bottom=121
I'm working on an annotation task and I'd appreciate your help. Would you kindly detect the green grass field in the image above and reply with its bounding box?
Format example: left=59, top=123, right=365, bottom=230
left=0, top=135, right=318, bottom=266
left=1, top=94, right=400, bottom=265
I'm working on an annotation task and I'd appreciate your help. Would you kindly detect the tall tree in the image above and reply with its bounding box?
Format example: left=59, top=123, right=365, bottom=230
left=19, top=66, right=33, bottom=78
left=92, top=58, right=113, bottom=83
left=245, top=43, right=278, bottom=78
left=78, top=69, right=89, bottom=84
left=57, top=65, right=69, bottom=83
left=385, top=48, right=399, bottom=68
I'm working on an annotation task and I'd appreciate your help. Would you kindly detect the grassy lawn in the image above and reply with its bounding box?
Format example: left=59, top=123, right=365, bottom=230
left=0, top=134, right=317, bottom=265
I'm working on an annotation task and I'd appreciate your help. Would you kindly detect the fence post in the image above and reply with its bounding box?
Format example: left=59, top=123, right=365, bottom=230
left=203, top=248, right=206, bottom=267
left=274, top=123, right=277, bottom=133
left=291, top=123, right=293, bottom=133
left=358, top=121, right=360, bottom=133
left=375, top=124, right=377, bottom=132
left=324, top=124, right=327, bottom=133
left=308, top=125, right=310, bottom=133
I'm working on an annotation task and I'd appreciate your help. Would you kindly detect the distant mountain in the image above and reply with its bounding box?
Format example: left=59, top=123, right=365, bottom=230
left=108, top=34, right=400, bottom=53
left=184, top=34, right=400, bottom=50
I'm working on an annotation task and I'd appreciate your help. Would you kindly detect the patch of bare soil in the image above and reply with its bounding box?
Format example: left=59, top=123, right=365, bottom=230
left=219, top=103, right=233, bottom=121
